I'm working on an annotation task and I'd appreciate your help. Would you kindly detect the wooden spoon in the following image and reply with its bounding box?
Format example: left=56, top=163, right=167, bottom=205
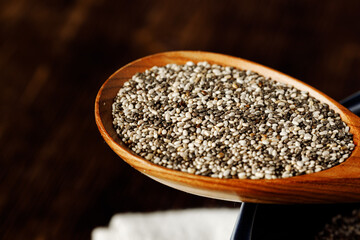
left=95, top=51, right=360, bottom=204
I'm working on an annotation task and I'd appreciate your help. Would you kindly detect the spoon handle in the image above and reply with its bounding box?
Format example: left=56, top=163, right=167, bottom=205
left=340, top=91, right=360, bottom=115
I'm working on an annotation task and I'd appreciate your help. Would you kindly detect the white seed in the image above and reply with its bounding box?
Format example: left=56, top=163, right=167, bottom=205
left=304, top=133, right=312, bottom=140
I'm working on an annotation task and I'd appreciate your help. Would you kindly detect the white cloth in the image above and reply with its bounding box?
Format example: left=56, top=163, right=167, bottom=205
left=92, top=208, right=239, bottom=240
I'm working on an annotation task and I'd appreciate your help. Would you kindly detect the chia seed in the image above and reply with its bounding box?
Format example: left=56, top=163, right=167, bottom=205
left=112, top=62, right=355, bottom=179
left=316, top=209, right=360, bottom=240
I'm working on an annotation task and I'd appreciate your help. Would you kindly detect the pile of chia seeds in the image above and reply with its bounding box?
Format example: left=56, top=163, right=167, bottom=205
left=112, top=61, right=354, bottom=179
left=316, top=209, right=360, bottom=240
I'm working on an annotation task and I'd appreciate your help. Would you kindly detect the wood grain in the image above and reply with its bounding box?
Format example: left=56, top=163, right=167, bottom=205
left=95, top=51, right=360, bottom=204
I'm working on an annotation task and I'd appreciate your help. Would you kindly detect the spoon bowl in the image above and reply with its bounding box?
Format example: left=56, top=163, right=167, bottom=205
left=95, top=51, right=360, bottom=204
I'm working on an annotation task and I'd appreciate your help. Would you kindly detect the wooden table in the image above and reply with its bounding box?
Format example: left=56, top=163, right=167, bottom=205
left=1, top=0, right=360, bottom=239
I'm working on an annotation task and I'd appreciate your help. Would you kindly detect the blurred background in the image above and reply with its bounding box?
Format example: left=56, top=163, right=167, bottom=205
left=1, top=0, right=360, bottom=239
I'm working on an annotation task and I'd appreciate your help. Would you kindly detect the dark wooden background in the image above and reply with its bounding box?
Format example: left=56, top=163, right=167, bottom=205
left=1, top=0, right=360, bottom=239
